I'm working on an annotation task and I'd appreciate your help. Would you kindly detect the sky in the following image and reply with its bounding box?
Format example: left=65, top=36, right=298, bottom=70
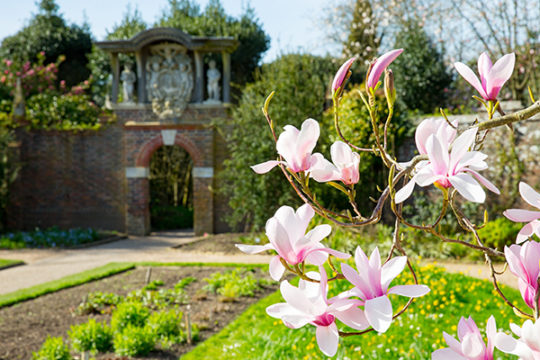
left=0, top=0, right=335, bottom=63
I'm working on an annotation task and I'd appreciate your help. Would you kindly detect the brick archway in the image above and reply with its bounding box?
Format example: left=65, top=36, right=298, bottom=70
left=126, top=130, right=214, bottom=236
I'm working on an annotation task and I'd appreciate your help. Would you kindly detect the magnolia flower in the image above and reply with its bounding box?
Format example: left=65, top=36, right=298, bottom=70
left=504, top=241, right=540, bottom=310
left=340, top=246, right=430, bottom=333
left=494, top=319, right=540, bottom=360
left=366, top=49, right=403, bottom=90
left=504, top=182, right=540, bottom=243
left=395, top=127, right=499, bottom=204
left=251, top=118, right=320, bottom=174
left=310, top=141, right=360, bottom=185
left=454, top=52, right=515, bottom=101
left=432, top=316, right=496, bottom=360
left=332, top=57, right=356, bottom=96
left=235, top=204, right=349, bottom=281
left=267, top=268, right=368, bottom=357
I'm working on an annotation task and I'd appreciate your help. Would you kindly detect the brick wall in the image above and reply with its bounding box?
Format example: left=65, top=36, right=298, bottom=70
left=8, top=123, right=126, bottom=231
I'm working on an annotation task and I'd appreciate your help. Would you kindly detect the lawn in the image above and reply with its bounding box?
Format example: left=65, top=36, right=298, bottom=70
left=0, top=258, right=23, bottom=270
left=182, top=264, right=522, bottom=360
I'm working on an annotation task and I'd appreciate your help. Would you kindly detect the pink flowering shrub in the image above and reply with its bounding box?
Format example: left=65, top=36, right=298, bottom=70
left=244, top=48, right=540, bottom=357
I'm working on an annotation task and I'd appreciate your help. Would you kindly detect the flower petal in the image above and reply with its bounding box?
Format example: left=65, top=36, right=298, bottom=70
left=426, top=135, right=449, bottom=176
left=266, top=217, right=295, bottom=262
left=494, top=332, right=535, bottom=360
left=296, top=118, right=320, bottom=159
left=235, top=243, right=274, bottom=255
left=432, top=348, right=468, bottom=360
left=449, top=173, right=486, bottom=203
left=388, top=284, right=430, bottom=298
left=266, top=303, right=309, bottom=328
left=381, top=256, right=407, bottom=290
left=269, top=255, right=286, bottom=281
left=516, top=221, right=540, bottom=244
left=504, top=209, right=540, bottom=223
left=394, top=176, right=417, bottom=204
left=486, top=53, right=515, bottom=99
left=335, top=305, right=369, bottom=331
left=367, top=49, right=403, bottom=89
left=251, top=160, right=282, bottom=174
left=280, top=280, right=314, bottom=314
left=477, top=52, right=492, bottom=87
left=454, top=62, right=488, bottom=99
left=449, top=128, right=477, bottom=173
left=466, top=169, right=500, bottom=194
left=364, top=296, right=393, bottom=333
left=316, top=322, right=339, bottom=357
left=520, top=182, right=540, bottom=209
left=310, top=153, right=340, bottom=182
left=332, top=57, right=356, bottom=92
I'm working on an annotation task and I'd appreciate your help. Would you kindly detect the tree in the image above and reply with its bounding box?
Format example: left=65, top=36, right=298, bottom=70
left=342, top=0, right=380, bottom=63
left=218, top=54, right=335, bottom=230
left=0, top=0, right=92, bottom=87
left=158, top=0, right=270, bottom=89
left=391, top=21, right=453, bottom=114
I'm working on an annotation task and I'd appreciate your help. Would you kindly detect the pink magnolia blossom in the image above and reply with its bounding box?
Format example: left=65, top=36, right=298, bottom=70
left=432, top=316, right=497, bottom=360
left=454, top=52, right=515, bottom=101
left=235, top=204, right=349, bottom=281
left=504, top=182, right=540, bottom=243
left=366, top=49, right=403, bottom=90
left=251, top=118, right=320, bottom=174
left=340, top=246, right=430, bottom=333
left=332, top=57, right=356, bottom=95
left=395, top=127, right=499, bottom=204
left=504, top=241, right=540, bottom=310
left=494, top=319, right=540, bottom=360
left=310, top=141, right=360, bottom=185
left=267, top=268, right=368, bottom=357
left=415, top=118, right=458, bottom=156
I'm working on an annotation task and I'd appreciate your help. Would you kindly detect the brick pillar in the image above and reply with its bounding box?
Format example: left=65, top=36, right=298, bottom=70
left=126, top=168, right=150, bottom=235
left=193, top=167, right=214, bottom=235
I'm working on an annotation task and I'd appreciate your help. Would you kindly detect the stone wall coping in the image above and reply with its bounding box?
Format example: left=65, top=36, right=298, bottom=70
left=111, top=103, right=231, bottom=111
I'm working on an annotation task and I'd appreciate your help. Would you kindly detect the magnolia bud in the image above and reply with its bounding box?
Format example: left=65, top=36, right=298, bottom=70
left=384, top=68, right=396, bottom=108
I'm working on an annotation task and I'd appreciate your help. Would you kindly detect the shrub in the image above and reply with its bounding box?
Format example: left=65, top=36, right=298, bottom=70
left=111, top=302, right=150, bottom=332
left=68, top=319, right=113, bottom=354
left=113, top=325, right=155, bottom=357
left=219, top=54, right=335, bottom=230
left=32, top=336, right=72, bottom=360
left=477, top=217, right=527, bottom=251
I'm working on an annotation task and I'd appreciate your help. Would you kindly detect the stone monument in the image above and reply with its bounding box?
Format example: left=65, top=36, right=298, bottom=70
left=120, top=64, right=136, bottom=103
left=205, top=60, right=221, bottom=103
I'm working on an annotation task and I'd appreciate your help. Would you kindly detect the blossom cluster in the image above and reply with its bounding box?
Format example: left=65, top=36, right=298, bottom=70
left=240, top=47, right=540, bottom=358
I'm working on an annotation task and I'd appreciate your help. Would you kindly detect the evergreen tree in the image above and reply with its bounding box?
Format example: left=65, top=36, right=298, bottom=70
left=343, top=0, right=380, bottom=64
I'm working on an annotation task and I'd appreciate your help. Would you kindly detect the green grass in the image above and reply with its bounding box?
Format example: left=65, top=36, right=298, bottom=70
left=0, top=258, right=24, bottom=270
left=181, top=264, right=523, bottom=360
left=0, top=263, right=135, bottom=308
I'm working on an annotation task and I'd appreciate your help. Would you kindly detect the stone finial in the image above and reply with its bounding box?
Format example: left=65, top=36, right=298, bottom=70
left=12, top=78, right=26, bottom=120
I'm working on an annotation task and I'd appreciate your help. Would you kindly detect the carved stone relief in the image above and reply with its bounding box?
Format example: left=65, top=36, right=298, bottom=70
left=145, top=43, right=193, bottom=118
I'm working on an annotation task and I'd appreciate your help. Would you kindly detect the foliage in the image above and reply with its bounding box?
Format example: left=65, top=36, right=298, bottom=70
left=147, top=309, right=184, bottom=347
left=111, top=302, right=150, bottom=332
left=203, top=268, right=264, bottom=300
left=175, top=276, right=197, bottom=289
left=477, top=217, right=528, bottom=252
left=0, top=127, right=19, bottom=230
left=181, top=265, right=521, bottom=360
left=32, top=336, right=72, bottom=360
left=75, top=291, right=122, bottom=315
left=113, top=325, right=156, bottom=357
left=319, top=84, right=409, bottom=212
left=0, top=0, right=92, bottom=87
left=342, top=0, right=380, bottom=62
left=0, top=227, right=99, bottom=249
left=68, top=319, right=113, bottom=354
left=391, top=21, right=453, bottom=114
left=142, top=279, right=165, bottom=291
left=125, top=287, right=189, bottom=309
left=219, top=54, right=335, bottom=230
left=158, top=0, right=270, bottom=89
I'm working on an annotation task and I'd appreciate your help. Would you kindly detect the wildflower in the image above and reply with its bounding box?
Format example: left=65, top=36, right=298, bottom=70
left=454, top=52, right=515, bottom=101
left=503, top=182, right=540, bottom=243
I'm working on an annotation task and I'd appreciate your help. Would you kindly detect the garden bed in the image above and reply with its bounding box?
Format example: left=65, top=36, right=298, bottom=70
left=0, top=265, right=276, bottom=360
left=175, top=233, right=261, bottom=254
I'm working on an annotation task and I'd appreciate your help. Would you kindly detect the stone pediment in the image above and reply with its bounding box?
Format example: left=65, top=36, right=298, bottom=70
left=96, top=27, right=238, bottom=53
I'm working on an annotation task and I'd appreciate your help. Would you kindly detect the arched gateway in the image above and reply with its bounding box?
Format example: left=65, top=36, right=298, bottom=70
left=96, top=28, right=238, bottom=235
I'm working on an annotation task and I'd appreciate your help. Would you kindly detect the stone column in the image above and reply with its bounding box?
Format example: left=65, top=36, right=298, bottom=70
left=135, top=50, right=146, bottom=104
left=110, top=52, right=120, bottom=103
left=221, top=51, right=231, bottom=103
left=125, top=167, right=150, bottom=235
left=193, top=51, right=204, bottom=103
left=192, top=167, right=214, bottom=235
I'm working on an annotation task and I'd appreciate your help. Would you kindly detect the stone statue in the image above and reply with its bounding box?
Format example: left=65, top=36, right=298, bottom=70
left=120, top=64, right=136, bottom=103
left=145, top=43, right=193, bottom=119
left=206, top=60, right=221, bottom=103
left=13, top=77, right=25, bottom=119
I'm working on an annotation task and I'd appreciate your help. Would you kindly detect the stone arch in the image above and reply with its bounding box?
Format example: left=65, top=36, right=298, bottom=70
left=126, top=130, right=213, bottom=236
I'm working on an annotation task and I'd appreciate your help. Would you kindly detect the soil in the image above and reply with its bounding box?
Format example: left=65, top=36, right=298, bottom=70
left=175, top=233, right=268, bottom=255
left=0, top=266, right=276, bottom=360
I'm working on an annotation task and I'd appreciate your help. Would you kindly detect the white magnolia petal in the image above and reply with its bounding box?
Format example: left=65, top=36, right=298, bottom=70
left=334, top=306, right=369, bottom=331
left=466, top=170, right=500, bottom=194
left=395, top=177, right=417, bottom=204
left=494, top=333, right=535, bottom=360
left=364, top=296, right=393, bottom=333
left=251, top=160, right=283, bottom=174
left=269, top=255, right=286, bottom=281
left=280, top=280, right=313, bottom=314
left=388, top=285, right=430, bottom=298
left=443, top=332, right=464, bottom=355
left=520, top=182, right=540, bottom=209
left=381, top=256, right=407, bottom=290
left=449, top=128, right=478, bottom=171
left=454, top=62, right=488, bottom=99
left=235, top=243, right=273, bottom=254
left=315, top=322, right=339, bottom=357
left=431, top=348, right=468, bottom=360
left=449, top=173, right=486, bottom=203
left=504, top=209, right=540, bottom=223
